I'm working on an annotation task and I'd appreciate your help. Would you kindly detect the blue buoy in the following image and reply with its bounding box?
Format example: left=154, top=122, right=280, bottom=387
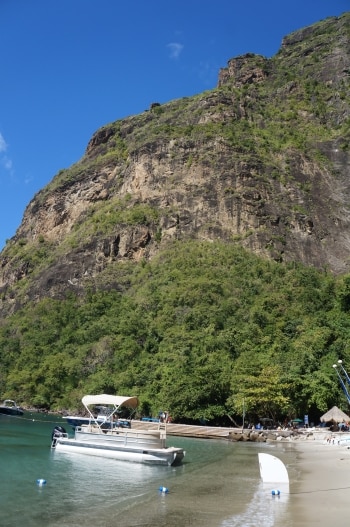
left=37, top=479, right=47, bottom=487
left=271, top=489, right=280, bottom=496
left=159, top=486, right=169, bottom=493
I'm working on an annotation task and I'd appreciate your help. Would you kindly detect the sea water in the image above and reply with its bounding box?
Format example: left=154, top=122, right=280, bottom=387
left=0, top=413, right=297, bottom=527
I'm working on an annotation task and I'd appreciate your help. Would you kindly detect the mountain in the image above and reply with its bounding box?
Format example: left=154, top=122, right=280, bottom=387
left=0, top=14, right=349, bottom=318
left=1, top=14, right=350, bottom=418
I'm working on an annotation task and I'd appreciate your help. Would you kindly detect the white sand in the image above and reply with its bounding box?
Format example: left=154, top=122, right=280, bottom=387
left=287, top=437, right=350, bottom=526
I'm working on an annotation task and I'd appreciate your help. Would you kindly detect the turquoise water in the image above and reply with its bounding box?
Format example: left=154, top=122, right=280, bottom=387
left=0, top=413, right=296, bottom=527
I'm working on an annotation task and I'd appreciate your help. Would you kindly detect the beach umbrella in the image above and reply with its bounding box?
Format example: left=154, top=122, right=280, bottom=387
left=291, top=418, right=303, bottom=424
left=320, top=406, right=349, bottom=423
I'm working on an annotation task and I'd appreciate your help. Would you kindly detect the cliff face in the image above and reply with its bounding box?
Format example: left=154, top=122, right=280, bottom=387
left=0, top=13, right=350, bottom=314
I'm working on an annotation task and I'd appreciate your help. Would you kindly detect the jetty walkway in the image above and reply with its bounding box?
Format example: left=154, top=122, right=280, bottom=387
left=132, top=420, right=255, bottom=439
left=131, top=420, right=333, bottom=442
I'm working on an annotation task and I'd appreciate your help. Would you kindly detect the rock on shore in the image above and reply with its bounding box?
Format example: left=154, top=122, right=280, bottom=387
left=228, top=429, right=317, bottom=442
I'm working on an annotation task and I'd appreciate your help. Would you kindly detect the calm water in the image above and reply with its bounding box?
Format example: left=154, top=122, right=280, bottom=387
left=0, top=413, right=298, bottom=527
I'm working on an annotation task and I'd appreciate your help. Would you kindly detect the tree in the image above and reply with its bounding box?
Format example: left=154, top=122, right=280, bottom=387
left=227, top=353, right=291, bottom=422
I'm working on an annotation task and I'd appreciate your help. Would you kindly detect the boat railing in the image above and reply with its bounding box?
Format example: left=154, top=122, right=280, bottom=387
left=75, top=424, right=167, bottom=448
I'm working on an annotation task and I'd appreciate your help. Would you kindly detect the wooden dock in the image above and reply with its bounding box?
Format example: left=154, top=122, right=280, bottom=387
left=130, top=420, right=332, bottom=441
left=131, top=420, right=238, bottom=439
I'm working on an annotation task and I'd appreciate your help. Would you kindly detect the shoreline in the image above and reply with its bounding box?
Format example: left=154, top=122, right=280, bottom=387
left=286, top=438, right=350, bottom=525
left=9, top=412, right=350, bottom=526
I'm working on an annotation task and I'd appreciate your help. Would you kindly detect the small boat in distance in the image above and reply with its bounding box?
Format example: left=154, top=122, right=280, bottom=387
left=0, top=399, right=24, bottom=416
left=51, top=394, right=185, bottom=466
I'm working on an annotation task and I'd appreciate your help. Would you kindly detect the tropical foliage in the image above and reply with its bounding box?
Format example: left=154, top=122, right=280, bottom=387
left=0, top=241, right=349, bottom=424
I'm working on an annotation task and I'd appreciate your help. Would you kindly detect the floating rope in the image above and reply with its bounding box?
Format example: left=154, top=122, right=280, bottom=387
left=2, top=413, right=65, bottom=424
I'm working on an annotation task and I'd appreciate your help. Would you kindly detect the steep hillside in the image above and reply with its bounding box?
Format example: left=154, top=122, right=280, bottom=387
left=0, top=13, right=349, bottom=316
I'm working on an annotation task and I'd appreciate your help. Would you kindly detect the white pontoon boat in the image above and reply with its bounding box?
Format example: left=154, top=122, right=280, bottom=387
left=51, top=394, right=185, bottom=466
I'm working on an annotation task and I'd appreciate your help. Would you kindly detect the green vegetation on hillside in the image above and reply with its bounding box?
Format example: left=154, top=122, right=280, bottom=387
left=1, top=14, right=350, bottom=427
left=1, top=241, right=349, bottom=424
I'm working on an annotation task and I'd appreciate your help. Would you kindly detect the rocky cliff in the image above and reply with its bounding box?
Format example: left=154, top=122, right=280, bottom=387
left=0, top=13, right=349, bottom=315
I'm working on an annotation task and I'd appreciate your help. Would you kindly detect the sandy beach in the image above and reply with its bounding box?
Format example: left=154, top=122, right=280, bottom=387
left=287, top=435, right=350, bottom=526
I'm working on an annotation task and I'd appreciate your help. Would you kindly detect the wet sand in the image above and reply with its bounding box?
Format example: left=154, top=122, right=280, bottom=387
left=288, top=437, right=350, bottom=526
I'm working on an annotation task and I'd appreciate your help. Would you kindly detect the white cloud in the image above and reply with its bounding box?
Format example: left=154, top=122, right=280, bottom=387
left=24, top=174, right=33, bottom=185
left=4, top=157, right=12, bottom=170
left=0, top=132, right=14, bottom=176
left=167, top=42, right=184, bottom=59
left=0, top=133, right=7, bottom=153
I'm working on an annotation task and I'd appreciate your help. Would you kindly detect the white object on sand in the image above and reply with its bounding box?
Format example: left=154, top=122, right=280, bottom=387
left=258, top=452, right=289, bottom=484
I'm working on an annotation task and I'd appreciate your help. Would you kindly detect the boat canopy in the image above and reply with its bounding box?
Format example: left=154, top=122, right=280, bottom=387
left=3, top=400, right=17, bottom=406
left=82, top=394, right=138, bottom=410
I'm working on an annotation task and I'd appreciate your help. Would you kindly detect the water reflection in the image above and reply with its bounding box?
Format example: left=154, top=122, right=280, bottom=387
left=221, top=482, right=290, bottom=527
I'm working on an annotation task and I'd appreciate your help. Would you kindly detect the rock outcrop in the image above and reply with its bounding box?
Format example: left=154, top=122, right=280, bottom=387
left=0, top=13, right=350, bottom=315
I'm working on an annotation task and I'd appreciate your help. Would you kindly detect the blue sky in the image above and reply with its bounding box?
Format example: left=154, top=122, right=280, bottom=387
left=0, top=1, right=348, bottom=250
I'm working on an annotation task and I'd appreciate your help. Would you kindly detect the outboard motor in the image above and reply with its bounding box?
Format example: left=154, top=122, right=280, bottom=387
left=51, top=425, right=67, bottom=447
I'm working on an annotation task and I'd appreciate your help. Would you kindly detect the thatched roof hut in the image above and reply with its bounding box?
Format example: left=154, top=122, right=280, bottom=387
left=320, top=406, right=349, bottom=423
